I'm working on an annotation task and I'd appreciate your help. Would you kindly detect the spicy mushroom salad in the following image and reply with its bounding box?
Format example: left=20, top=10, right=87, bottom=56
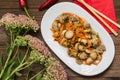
left=51, top=12, right=106, bottom=65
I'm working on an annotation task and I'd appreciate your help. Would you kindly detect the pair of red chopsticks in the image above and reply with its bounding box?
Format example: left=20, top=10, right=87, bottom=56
left=77, top=0, right=120, bottom=36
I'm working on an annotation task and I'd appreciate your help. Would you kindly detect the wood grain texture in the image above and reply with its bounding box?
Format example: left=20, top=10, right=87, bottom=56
left=0, top=0, right=120, bottom=80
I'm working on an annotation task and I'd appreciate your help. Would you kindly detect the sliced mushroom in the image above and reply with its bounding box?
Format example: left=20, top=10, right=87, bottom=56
left=84, top=23, right=90, bottom=29
left=96, top=45, right=106, bottom=54
left=78, top=52, right=88, bottom=60
left=90, top=52, right=97, bottom=60
left=58, top=14, right=69, bottom=23
left=83, top=18, right=91, bottom=29
left=65, top=30, right=74, bottom=39
left=86, top=57, right=94, bottom=65
left=85, top=49, right=94, bottom=54
left=52, top=20, right=60, bottom=31
left=76, top=59, right=83, bottom=64
left=91, top=37, right=99, bottom=47
left=70, top=16, right=78, bottom=22
left=78, top=45, right=84, bottom=51
left=97, top=54, right=102, bottom=60
left=75, top=43, right=79, bottom=50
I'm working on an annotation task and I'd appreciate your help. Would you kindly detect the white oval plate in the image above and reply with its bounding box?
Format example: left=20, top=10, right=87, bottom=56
left=41, top=2, right=115, bottom=76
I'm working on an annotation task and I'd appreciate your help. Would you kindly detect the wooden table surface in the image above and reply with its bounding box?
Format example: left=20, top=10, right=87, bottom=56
left=0, top=0, right=120, bottom=80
